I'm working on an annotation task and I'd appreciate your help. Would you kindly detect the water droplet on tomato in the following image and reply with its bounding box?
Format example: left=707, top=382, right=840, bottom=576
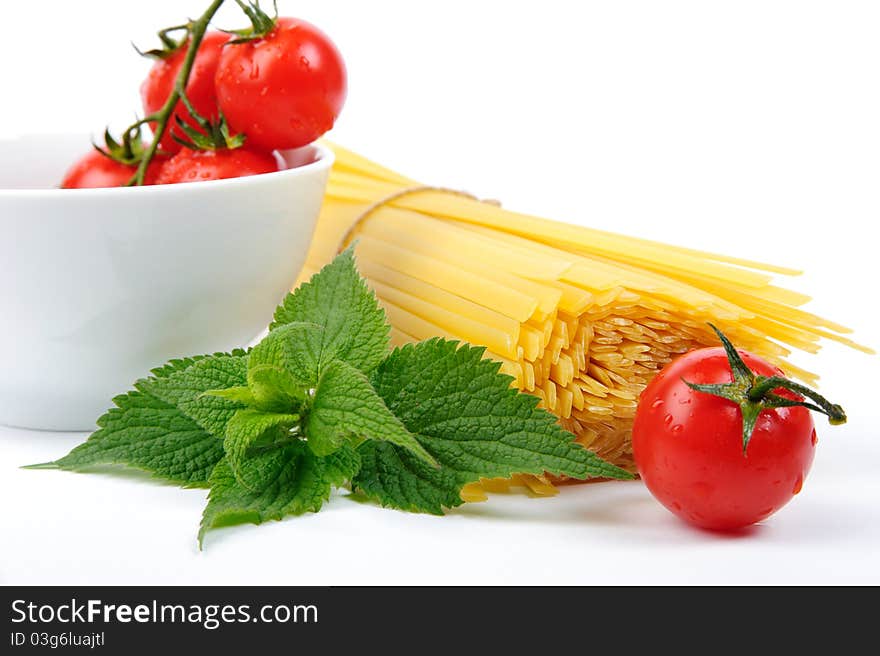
left=651, top=398, right=664, bottom=409
left=792, top=475, right=804, bottom=495
left=671, top=424, right=683, bottom=434
left=811, top=429, right=818, bottom=446
left=663, top=413, right=673, bottom=426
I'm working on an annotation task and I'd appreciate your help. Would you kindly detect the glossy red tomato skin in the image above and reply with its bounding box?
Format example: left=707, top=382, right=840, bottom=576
left=141, top=31, right=229, bottom=153
left=215, top=17, right=347, bottom=151
left=61, top=150, right=164, bottom=188
left=632, top=347, right=816, bottom=531
left=154, top=148, right=280, bottom=185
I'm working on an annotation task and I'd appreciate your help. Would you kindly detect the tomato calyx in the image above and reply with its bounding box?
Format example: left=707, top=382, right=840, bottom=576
left=223, top=0, right=278, bottom=43
left=93, top=123, right=152, bottom=167
left=172, top=95, right=245, bottom=151
left=683, top=324, right=847, bottom=453
left=133, top=22, right=193, bottom=60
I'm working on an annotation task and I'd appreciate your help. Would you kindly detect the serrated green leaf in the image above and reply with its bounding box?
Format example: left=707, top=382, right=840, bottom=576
left=203, top=386, right=256, bottom=406
left=148, top=348, right=248, bottom=379
left=307, top=359, right=436, bottom=465
left=40, top=387, right=224, bottom=487
left=29, top=351, right=252, bottom=487
left=270, top=248, right=390, bottom=375
left=28, top=350, right=254, bottom=487
left=355, top=441, right=462, bottom=515
left=248, top=322, right=324, bottom=387
left=139, top=354, right=248, bottom=438
left=149, top=355, right=210, bottom=379
left=224, top=408, right=300, bottom=485
left=198, top=441, right=360, bottom=547
left=247, top=364, right=306, bottom=412
left=353, top=339, right=632, bottom=513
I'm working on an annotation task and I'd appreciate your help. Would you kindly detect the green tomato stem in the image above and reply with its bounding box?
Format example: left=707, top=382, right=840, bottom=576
left=684, top=324, right=847, bottom=453
left=748, top=376, right=847, bottom=424
left=129, top=0, right=227, bottom=185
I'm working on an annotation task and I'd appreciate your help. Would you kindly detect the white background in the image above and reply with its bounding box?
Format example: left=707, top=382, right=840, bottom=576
left=1, top=0, right=879, bottom=584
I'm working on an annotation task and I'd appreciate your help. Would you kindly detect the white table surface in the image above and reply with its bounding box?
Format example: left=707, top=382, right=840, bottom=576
left=2, top=0, right=879, bottom=585
left=2, top=409, right=879, bottom=585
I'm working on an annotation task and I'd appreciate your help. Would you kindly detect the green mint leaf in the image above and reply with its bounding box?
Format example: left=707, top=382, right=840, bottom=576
left=41, top=390, right=223, bottom=488
left=224, top=408, right=300, bottom=484
left=355, top=441, right=462, bottom=515
left=146, top=348, right=248, bottom=379
left=203, top=386, right=256, bottom=406
left=139, top=353, right=248, bottom=438
left=307, top=359, right=437, bottom=465
left=198, top=441, right=360, bottom=547
left=248, top=322, right=323, bottom=387
left=354, top=339, right=632, bottom=513
left=148, top=354, right=211, bottom=379
left=374, top=339, right=628, bottom=480
left=270, top=248, right=390, bottom=375
left=247, top=364, right=307, bottom=412
left=32, top=351, right=252, bottom=487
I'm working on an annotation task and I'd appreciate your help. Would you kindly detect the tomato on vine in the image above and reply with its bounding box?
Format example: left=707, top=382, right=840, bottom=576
left=215, top=15, right=347, bottom=150
left=61, top=0, right=348, bottom=188
left=141, top=30, right=230, bottom=153
left=61, top=150, right=163, bottom=188
left=153, top=104, right=279, bottom=184
left=62, top=127, right=165, bottom=188
left=156, top=148, right=278, bottom=184
left=632, top=325, right=846, bottom=531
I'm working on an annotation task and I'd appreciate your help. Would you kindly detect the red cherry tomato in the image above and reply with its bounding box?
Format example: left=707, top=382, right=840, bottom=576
left=632, top=347, right=817, bottom=531
left=61, top=150, right=164, bottom=189
left=215, top=17, right=347, bottom=151
left=141, top=31, right=229, bottom=154
left=154, top=148, right=280, bottom=185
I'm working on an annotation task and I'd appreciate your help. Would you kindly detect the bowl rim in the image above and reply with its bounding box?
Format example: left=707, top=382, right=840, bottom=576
left=0, top=138, right=334, bottom=197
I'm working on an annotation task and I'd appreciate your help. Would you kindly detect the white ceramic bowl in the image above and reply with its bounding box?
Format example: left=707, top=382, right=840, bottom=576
left=0, top=134, right=333, bottom=431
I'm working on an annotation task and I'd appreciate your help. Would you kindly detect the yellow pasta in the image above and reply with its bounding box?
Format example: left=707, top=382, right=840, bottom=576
left=297, top=142, right=872, bottom=490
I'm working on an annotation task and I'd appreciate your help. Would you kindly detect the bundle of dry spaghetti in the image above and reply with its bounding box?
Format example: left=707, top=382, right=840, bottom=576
left=297, top=143, right=870, bottom=496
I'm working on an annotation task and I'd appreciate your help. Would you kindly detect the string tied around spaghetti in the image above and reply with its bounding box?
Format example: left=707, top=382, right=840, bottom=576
left=338, top=186, right=501, bottom=252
